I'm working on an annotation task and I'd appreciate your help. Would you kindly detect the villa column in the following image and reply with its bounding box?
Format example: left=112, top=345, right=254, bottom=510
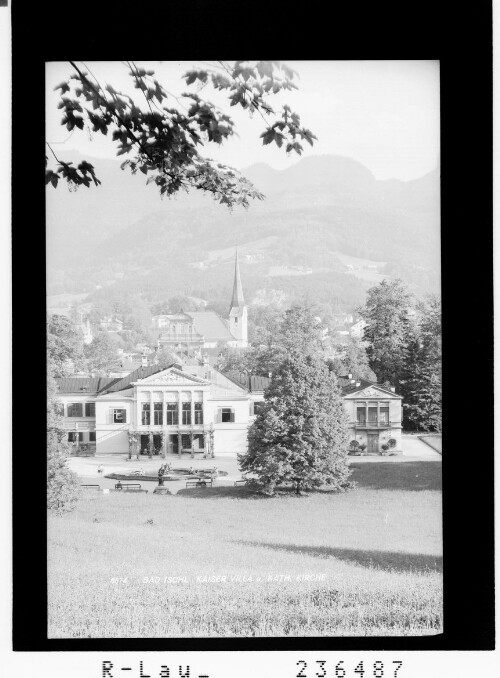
left=202, top=389, right=207, bottom=457
left=149, top=390, right=154, bottom=455
left=190, top=390, right=195, bottom=457
left=178, top=389, right=183, bottom=456
left=162, top=390, right=167, bottom=458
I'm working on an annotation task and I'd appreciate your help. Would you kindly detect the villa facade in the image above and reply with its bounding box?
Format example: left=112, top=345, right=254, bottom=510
left=56, top=367, right=403, bottom=457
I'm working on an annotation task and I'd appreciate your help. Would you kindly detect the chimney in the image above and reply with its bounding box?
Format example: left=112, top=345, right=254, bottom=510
left=202, top=353, right=209, bottom=366
left=351, top=379, right=355, bottom=385
left=356, top=381, right=360, bottom=387
left=348, top=373, right=353, bottom=379
left=390, top=386, right=396, bottom=392
left=141, top=354, right=148, bottom=368
left=268, top=372, right=272, bottom=379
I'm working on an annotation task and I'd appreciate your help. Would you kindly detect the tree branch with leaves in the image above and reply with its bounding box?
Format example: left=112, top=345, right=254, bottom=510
left=46, top=61, right=317, bottom=209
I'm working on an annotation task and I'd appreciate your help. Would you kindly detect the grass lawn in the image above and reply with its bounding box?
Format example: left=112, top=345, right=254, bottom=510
left=48, top=461, right=442, bottom=638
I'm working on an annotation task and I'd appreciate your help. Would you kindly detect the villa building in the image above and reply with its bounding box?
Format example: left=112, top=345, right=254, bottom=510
left=56, top=362, right=265, bottom=457
left=56, top=367, right=402, bottom=457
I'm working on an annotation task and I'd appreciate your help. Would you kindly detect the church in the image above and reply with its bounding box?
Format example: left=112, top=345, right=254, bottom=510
left=152, top=250, right=248, bottom=353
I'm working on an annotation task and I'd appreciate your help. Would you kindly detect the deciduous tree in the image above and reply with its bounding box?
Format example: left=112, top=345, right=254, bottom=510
left=359, top=279, right=415, bottom=389
left=47, top=314, right=86, bottom=377
left=47, top=356, right=80, bottom=514
left=83, top=331, right=121, bottom=374
left=239, top=353, right=351, bottom=495
left=239, top=305, right=351, bottom=495
left=400, top=296, right=442, bottom=431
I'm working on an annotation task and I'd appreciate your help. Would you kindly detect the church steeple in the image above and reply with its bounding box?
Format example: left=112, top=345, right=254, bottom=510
left=230, top=248, right=245, bottom=311
left=228, top=248, right=248, bottom=348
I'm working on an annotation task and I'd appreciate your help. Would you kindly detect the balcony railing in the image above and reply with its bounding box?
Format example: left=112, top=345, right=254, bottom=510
left=353, top=420, right=393, bottom=429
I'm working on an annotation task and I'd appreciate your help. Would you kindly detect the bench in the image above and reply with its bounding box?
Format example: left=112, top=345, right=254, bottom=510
left=234, top=479, right=247, bottom=486
left=185, top=478, right=213, bottom=488
left=115, top=483, right=143, bottom=490
left=81, top=484, right=100, bottom=490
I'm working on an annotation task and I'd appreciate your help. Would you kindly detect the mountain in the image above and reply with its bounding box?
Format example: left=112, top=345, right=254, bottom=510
left=46, top=153, right=440, bottom=312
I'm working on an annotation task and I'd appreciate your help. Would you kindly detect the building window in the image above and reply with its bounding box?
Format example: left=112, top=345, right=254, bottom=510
left=154, top=402, right=163, bottom=425
left=166, top=403, right=178, bottom=425
left=182, top=402, right=192, bottom=425
left=194, top=402, right=203, bottom=425
left=85, top=402, right=95, bottom=417
left=141, top=403, right=150, bottom=425
left=89, top=432, right=96, bottom=442
left=68, top=432, right=83, bottom=442
left=379, top=405, right=389, bottom=424
left=356, top=404, right=366, bottom=424
left=218, top=407, right=235, bottom=423
left=67, top=403, right=83, bottom=417
left=114, top=409, right=126, bottom=424
left=368, top=404, right=378, bottom=424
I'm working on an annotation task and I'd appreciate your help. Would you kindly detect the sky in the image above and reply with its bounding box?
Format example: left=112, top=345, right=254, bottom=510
left=46, top=60, right=440, bottom=182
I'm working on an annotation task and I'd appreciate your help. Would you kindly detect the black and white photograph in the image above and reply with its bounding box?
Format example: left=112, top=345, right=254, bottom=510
left=2, top=0, right=497, bottom=674
left=44, top=59, right=444, bottom=639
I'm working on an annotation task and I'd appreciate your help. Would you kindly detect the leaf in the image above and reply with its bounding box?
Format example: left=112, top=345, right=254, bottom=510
left=54, top=82, right=70, bottom=94
left=260, top=128, right=275, bottom=146
left=184, top=71, right=198, bottom=86
left=274, top=131, right=285, bottom=148
left=256, top=61, right=274, bottom=79
left=282, top=64, right=297, bottom=80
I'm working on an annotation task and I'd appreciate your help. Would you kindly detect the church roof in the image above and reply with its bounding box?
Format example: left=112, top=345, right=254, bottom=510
left=185, top=311, right=234, bottom=342
left=229, top=249, right=245, bottom=310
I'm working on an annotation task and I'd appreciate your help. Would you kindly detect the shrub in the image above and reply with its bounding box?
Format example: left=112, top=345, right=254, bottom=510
left=388, top=438, right=397, bottom=448
left=349, top=440, right=360, bottom=450
left=47, top=430, right=81, bottom=515
left=381, top=443, right=390, bottom=452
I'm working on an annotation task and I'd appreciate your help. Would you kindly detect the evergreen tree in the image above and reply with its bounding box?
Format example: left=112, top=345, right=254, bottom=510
left=239, top=306, right=351, bottom=495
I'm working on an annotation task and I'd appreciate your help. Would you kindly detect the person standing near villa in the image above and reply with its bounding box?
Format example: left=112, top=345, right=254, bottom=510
left=97, top=464, right=104, bottom=478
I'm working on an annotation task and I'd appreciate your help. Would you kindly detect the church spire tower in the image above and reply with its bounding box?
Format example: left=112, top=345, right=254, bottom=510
left=228, top=248, right=248, bottom=347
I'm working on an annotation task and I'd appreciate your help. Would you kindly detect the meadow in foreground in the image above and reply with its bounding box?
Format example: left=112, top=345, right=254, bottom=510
left=48, top=461, right=442, bottom=637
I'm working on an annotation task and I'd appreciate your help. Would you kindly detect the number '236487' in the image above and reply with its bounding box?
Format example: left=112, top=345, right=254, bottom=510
left=296, top=660, right=403, bottom=678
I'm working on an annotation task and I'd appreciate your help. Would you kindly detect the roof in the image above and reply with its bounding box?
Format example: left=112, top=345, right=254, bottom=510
left=56, top=377, right=116, bottom=394
left=223, top=371, right=270, bottom=393
left=99, top=363, right=181, bottom=394
left=183, top=365, right=248, bottom=393
left=185, top=311, right=235, bottom=342
left=229, top=249, right=245, bottom=310
left=339, top=377, right=401, bottom=397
